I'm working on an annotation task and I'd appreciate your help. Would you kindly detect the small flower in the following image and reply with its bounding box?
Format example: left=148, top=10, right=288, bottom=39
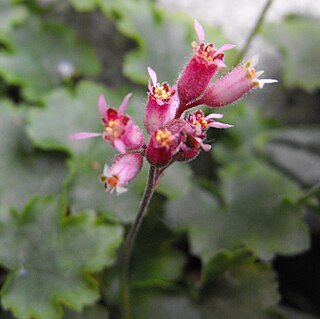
left=187, top=109, right=233, bottom=135
left=145, top=128, right=180, bottom=167
left=176, top=20, right=235, bottom=110
left=168, top=117, right=211, bottom=162
left=198, top=55, right=278, bottom=108
left=69, top=93, right=144, bottom=153
left=144, top=67, right=179, bottom=134
left=100, top=153, right=143, bottom=194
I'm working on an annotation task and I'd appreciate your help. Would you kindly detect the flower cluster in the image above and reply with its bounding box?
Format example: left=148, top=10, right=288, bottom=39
left=70, top=20, right=277, bottom=194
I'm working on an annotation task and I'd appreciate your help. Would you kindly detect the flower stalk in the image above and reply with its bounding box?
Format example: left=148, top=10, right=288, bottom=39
left=120, top=164, right=157, bottom=319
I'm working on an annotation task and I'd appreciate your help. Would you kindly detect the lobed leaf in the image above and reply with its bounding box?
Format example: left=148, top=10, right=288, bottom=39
left=0, top=196, right=123, bottom=319
left=261, top=16, right=320, bottom=92
left=166, top=160, right=310, bottom=262
left=0, top=16, right=100, bottom=101
left=0, top=100, right=68, bottom=211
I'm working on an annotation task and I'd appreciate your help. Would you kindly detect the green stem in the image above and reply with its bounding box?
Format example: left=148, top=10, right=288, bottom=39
left=120, top=164, right=157, bottom=319
left=236, top=0, right=273, bottom=64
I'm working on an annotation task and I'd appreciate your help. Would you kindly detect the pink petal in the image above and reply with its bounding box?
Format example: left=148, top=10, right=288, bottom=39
left=215, top=59, right=226, bottom=68
left=194, top=136, right=211, bottom=151
left=148, top=80, right=153, bottom=92
left=113, top=138, right=126, bottom=154
left=208, top=121, right=234, bottom=129
left=98, top=94, right=108, bottom=118
left=202, top=143, right=212, bottom=152
left=214, top=44, right=236, bottom=56
left=205, top=113, right=224, bottom=119
left=147, top=66, right=157, bottom=87
left=194, top=20, right=205, bottom=43
left=68, top=132, right=101, bottom=140
left=118, top=93, right=132, bottom=115
left=156, top=98, right=164, bottom=106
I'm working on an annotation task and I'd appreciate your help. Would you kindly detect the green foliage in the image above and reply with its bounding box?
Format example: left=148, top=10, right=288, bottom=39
left=0, top=196, right=123, bottom=319
left=262, top=16, right=320, bottom=92
left=63, top=304, right=109, bottom=318
left=133, top=257, right=281, bottom=319
left=99, top=0, right=234, bottom=84
left=258, top=127, right=320, bottom=187
left=0, top=100, right=68, bottom=211
left=166, top=161, right=309, bottom=263
left=0, top=0, right=28, bottom=38
left=0, top=16, right=100, bottom=101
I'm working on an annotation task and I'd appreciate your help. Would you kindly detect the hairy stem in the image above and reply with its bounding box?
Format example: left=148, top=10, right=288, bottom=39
left=236, top=0, right=273, bottom=64
left=120, top=164, right=157, bottom=319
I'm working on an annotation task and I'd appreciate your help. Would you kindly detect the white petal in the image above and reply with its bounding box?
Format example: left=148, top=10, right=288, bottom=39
left=103, top=164, right=110, bottom=177
left=116, top=185, right=128, bottom=194
left=258, top=79, right=278, bottom=88
left=147, top=66, right=157, bottom=87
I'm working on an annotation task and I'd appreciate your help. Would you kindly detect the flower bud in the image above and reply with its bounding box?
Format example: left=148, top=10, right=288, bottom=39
left=198, top=56, right=278, bottom=108
left=100, top=153, right=143, bottom=194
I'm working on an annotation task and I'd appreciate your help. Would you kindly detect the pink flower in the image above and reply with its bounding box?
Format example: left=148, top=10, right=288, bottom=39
left=69, top=93, right=144, bottom=154
left=100, top=153, right=143, bottom=194
left=168, top=117, right=211, bottom=162
left=187, top=109, right=233, bottom=135
left=176, top=20, right=235, bottom=112
left=144, top=67, right=179, bottom=134
left=197, top=56, right=278, bottom=108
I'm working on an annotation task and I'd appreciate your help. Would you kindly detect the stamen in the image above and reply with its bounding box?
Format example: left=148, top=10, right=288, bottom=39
left=155, top=129, right=174, bottom=148
left=106, top=175, right=119, bottom=190
left=152, top=83, right=173, bottom=100
left=105, top=119, right=124, bottom=139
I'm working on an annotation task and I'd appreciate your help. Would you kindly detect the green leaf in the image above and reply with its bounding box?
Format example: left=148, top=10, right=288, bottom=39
left=27, top=81, right=111, bottom=156
left=200, top=259, right=280, bottom=319
left=213, top=102, right=279, bottom=163
left=99, top=0, right=234, bottom=84
left=132, top=258, right=281, bottom=319
left=0, top=0, right=28, bottom=38
left=166, top=160, right=310, bottom=262
left=0, top=196, right=123, bottom=319
left=0, top=100, right=68, bottom=211
left=156, top=163, right=192, bottom=200
left=133, top=290, right=202, bottom=319
left=259, top=127, right=320, bottom=188
left=63, top=304, right=109, bottom=319
left=69, top=0, right=97, bottom=12
left=0, top=16, right=100, bottom=101
left=130, top=203, right=185, bottom=286
left=261, top=16, right=320, bottom=92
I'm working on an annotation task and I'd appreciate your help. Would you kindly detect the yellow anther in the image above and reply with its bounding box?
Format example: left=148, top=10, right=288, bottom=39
left=249, top=68, right=256, bottom=79
left=201, top=120, right=208, bottom=127
left=105, top=119, right=123, bottom=138
left=154, top=86, right=171, bottom=100
left=155, top=130, right=173, bottom=148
